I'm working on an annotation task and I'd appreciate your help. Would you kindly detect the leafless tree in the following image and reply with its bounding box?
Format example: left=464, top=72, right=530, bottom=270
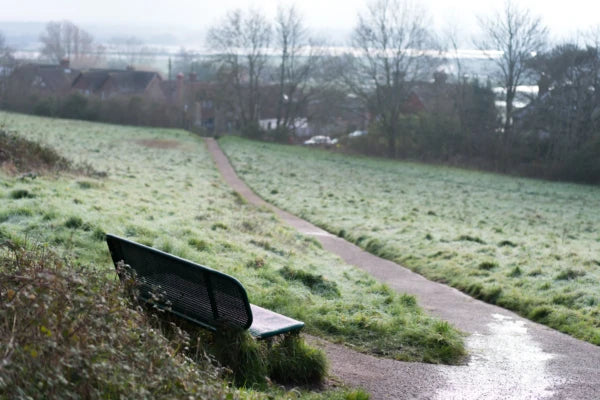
left=347, top=0, right=440, bottom=157
left=206, top=9, right=271, bottom=136
left=476, top=0, right=547, bottom=143
left=273, top=5, right=320, bottom=136
left=107, top=36, right=159, bottom=69
left=172, top=47, right=199, bottom=76
left=0, top=32, right=16, bottom=100
left=39, top=20, right=104, bottom=67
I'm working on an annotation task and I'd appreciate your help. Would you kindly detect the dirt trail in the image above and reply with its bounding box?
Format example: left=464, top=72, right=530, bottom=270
left=206, top=138, right=600, bottom=400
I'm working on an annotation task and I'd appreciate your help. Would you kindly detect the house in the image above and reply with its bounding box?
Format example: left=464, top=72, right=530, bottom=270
left=161, top=72, right=234, bottom=133
left=72, top=68, right=165, bottom=102
left=7, top=59, right=80, bottom=95
left=402, top=73, right=456, bottom=115
left=255, top=83, right=312, bottom=136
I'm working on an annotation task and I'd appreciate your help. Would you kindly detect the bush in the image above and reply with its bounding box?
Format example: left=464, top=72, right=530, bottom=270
left=0, top=130, right=72, bottom=174
left=209, top=329, right=269, bottom=387
left=0, top=241, right=236, bottom=399
left=268, top=334, right=328, bottom=385
left=59, top=93, right=90, bottom=120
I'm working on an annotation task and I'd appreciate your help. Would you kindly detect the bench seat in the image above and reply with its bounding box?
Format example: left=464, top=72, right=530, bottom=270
left=249, top=304, right=305, bottom=339
left=106, top=234, right=304, bottom=339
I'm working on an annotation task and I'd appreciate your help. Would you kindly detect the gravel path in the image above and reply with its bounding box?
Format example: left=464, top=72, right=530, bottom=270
left=206, top=138, right=600, bottom=400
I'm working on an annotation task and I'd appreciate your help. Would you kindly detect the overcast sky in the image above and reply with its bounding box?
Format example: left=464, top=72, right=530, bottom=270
left=0, top=0, right=598, bottom=47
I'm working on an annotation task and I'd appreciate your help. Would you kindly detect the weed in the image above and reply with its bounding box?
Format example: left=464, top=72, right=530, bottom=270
left=530, top=306, right=553, bottom=321
left=268, top=334, right=328, bottom=385
left=64, top=216, right=91, bottom=230
left=246, top=256, right=266, bottom=269
left=77, top=180, right=96, bottom=189
left=92, top=227, right=105, bottom=241
left=188, top=237, right=210, bottom=252
left=280, top=266, right=340, bottom=298
left=555, top=269, right=586, bottom=281
left=232, top=190, right=247, bottom=205
left=458, top=235, right=486, bottom=244
left=210, top=329, right=268, bottom=387
left=9, top=189, right=34, bottom=199
left=365, top=238, right=385, bottom=254
left=250, top=239, right=285, bottom=256
left=478, top=261, right=498, bottom=270
left=211, top=222, right=228, bottom=231
left=508, top=266, right=522, bottom=277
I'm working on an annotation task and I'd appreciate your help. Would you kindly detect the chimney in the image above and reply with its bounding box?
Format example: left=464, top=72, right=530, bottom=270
left=189, top=72, right=197, bottom=82
left=59, top=58, right=70, bottom=68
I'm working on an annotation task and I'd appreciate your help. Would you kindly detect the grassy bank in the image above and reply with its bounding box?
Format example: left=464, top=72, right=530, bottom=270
left=220, top=136, right=600, bottom=345
left=0, top=112, right=464, bottom=396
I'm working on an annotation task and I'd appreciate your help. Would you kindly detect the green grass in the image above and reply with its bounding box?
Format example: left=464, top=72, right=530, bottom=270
left=220, top=136, right=600, bottom=345
left=0, top=112, right=464, bottom=397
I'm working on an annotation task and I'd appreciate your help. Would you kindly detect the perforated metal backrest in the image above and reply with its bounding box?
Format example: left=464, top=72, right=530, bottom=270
left=106, top=234, right=253, bottom=331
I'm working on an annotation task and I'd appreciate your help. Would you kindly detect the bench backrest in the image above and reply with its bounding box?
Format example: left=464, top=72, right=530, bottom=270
left=106, top=234, right=253, bottom=332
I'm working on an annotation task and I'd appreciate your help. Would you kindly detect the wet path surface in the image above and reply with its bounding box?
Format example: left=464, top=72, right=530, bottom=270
left=206, top=138, right=600, bottom=399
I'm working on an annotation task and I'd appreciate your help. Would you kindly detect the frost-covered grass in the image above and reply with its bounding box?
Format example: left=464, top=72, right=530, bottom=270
left=220, top=136, right=600, bottom=345
left=0, top=111, right=465, bottom=379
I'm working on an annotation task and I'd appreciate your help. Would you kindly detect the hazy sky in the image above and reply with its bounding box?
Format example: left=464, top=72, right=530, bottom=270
left=0, top=0, right=598, bottom=46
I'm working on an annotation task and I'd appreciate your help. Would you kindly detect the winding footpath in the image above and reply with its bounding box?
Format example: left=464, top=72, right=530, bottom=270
left=206, top=138, right=600, bottom=400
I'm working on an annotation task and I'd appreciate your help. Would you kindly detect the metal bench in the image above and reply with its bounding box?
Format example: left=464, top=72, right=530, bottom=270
left=106, top=234, right=304, bottom=339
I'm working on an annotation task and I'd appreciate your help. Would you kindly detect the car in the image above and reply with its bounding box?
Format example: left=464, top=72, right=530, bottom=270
left=304, top=135, right=335, bottom=145
left=348, top=130, right=367, bottom=137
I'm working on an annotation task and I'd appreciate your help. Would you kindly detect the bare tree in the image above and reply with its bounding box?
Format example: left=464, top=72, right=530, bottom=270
left=107, top=36, right=159, bottom=69
left=39, top=20, right=104, bottom=67
left=476, top=1, right=547, bottom=144
left=273, top=5, right=319, bottom=136
left=0, top=32, right=16, bottom=100
left=347, top=0, right=439, bottom=157
left=172, top=47, right=199, bottom=76
left=206, top=9, right=271, bottom=136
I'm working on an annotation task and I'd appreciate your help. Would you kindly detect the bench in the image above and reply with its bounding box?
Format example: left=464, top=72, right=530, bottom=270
left=106, top=234, right=304, bottom=339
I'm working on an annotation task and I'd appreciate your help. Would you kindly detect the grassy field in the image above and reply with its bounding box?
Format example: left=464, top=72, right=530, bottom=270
left=0, top=112, right=464, bottom=398
left=220, top=136, right=600, bottom=345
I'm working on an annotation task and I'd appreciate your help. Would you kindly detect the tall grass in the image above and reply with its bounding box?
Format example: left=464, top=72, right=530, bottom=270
left=220, top=136, right=600, bottom=345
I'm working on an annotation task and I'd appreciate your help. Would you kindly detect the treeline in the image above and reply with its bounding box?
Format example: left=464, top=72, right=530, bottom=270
left=6, top=92, right=182, bottom=128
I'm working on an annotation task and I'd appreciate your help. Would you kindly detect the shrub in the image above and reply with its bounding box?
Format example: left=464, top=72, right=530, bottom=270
left=209, top=329, right=269, bottom=387
left=268, top=334, right=328, bottom=385
left=0, top=241, right=235, bottom=399
left=0, top=131, right=71, bottom=174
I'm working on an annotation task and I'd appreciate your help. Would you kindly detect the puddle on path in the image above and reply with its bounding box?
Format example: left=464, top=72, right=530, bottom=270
left=435, top=314, right=559, bottom=400
left=301, top=230, right=335, bottom=237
